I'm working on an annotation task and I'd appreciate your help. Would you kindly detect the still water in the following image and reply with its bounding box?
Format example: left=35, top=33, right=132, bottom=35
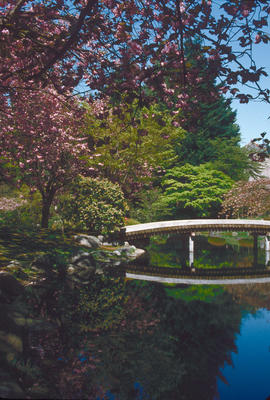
left=139, top=233, right=268, bottom=270
left=100, top=280, right=270, bottom=400
left=119, top=233, right=270, bottom=399
left=3, top=233, right=270, bottom=399
left=217, top=308, right=270, bottom=400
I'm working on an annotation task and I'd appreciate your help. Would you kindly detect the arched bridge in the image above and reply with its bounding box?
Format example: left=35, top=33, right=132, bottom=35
left=122, top=219, right=270, bottom=240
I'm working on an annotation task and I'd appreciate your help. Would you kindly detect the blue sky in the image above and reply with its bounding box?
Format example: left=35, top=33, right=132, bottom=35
left=234, top=97, right=270, bottom=146
left=232, top=40, right=270, bottom=146
left=209, top=1, right=270, bottom=146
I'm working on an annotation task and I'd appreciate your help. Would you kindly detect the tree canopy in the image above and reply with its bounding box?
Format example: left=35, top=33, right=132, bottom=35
left=84, top=100, right=184, bottom=198
left=1, top=0, right=269, bottom=110
left=1, top=0, right=270, bottom=226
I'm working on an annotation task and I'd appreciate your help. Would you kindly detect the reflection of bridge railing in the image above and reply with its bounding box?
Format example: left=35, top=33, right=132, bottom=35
left=122, top=219, right=270, bottom=239
left=125, top=264, right=270, bottom=279
left=125, top=271, right=270, bottom=285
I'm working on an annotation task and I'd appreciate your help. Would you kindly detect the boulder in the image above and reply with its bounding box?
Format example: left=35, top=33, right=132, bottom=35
left=132, top=248, right=145, bottom=259
left=73, top=234, right=101, bottom=248
left=98, top=235, right=104, bottom=243
left=77, top=268, right=95, bottom=280
left=6, top=260, right=22, bottom=267
left=95, top=266, right=104, bottom=274
left=67, top=266, right=75, bottom=275
left=114, top=245, right=145, bottom=259
left=70, top=251, right=96, bottom=268
left=68, top=251, right=96, bottom=283
left=30, top=254, right=53, bottom=270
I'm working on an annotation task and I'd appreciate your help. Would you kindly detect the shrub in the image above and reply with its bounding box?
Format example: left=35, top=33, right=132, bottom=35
left=58, top=176, right=128, bottom=235
left=152, top=164, right=233, bottom=220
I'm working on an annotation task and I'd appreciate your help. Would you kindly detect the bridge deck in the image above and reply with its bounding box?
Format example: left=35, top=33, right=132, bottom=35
left=123, top=219, right=270, bottom=239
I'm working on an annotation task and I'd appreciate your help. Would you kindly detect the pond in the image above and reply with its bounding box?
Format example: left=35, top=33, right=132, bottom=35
left=2, top=232, right=270, bottom=399
left=113, top=233, right=270, bottom=399
left=93, top=280, right=270, bottom=400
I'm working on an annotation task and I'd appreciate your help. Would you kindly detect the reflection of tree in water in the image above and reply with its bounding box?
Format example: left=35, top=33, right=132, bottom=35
left=146, top=234, right=265, bottom=270
left=146, top=234, right=189, bottom=268
left=0, top=270, right=242, bottom=399
left=226, top=283, right=270, bottom=312
left=91, top=282, right=242, bottom=400
left=195, top=236, right=261, bottom=268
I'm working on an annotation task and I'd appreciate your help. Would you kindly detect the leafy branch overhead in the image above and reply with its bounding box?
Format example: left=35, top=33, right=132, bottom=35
left=0, top=0, right=269, bottom=109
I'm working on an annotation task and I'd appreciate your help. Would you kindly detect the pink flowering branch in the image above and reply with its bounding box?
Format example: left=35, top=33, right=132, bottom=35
left=0, top=86, right=93, bottom=227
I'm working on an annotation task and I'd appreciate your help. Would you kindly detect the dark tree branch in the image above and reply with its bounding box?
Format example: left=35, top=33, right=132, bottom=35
left=33, top=0, right=98, bottom=79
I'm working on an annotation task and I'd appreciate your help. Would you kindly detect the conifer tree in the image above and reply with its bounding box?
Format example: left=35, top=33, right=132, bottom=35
left=175, top=40, right=241, bottom=165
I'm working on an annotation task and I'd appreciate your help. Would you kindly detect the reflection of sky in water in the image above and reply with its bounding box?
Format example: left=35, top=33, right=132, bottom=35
left=217, top=308, right=270, bottom=400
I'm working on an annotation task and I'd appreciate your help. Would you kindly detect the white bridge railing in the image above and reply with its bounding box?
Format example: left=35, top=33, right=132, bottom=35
left=123, top=219, right=270, bottom=238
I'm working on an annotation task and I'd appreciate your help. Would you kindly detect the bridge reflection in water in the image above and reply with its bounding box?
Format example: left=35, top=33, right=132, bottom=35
left=121, top=219, right=270, bottom=283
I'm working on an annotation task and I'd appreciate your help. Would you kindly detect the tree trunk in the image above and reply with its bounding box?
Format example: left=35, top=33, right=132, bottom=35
left=41, top=190, right=56, bottom=228
left=41, top=200, right=51, bottom=229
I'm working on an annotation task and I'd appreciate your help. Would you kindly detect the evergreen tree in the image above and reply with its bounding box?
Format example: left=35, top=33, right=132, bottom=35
left=178, top=97, right=240, bottom=165
left=175, top=40, right=241, bottom=165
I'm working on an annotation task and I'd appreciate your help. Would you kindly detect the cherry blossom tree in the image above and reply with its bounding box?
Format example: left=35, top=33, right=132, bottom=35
left=0, top=0, right=269, bottom=108
left=92, top=1, right=270, bottom=107
left=0, top=0, right=99, bottom=97
left=0, top=87, right=91, bottom=228
left=1, top=1, right=270, bottom=205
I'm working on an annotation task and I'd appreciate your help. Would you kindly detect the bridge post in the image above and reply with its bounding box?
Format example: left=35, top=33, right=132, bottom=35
left=189, top=251, right=194, bottom=267
left=253, top=233, right=258, bottom=267
left=266, top=251, right=270, bottom=267
left=265, top=235, right=270, bottom=251
left=189, top=233, right=195, bottom=267
left=189, top=234, right=194, bottom=253
left=265, top=234, right=270, bottom=267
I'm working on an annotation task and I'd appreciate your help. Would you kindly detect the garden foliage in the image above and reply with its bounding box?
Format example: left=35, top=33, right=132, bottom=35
left=58, top=176, right=128, bottom=235
left=85, top=101, right=184, bottom=198
left=1, top=1, right=269, bottom=107
left=152, top=164, right=233, bottom=219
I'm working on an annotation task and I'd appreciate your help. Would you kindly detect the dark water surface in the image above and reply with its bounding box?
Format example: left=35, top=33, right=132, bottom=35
left=117, top=234, right=270, bottom=399
left=3, top=233, right=270, bottom=399
left=100, top=280, right=270, bottom=400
